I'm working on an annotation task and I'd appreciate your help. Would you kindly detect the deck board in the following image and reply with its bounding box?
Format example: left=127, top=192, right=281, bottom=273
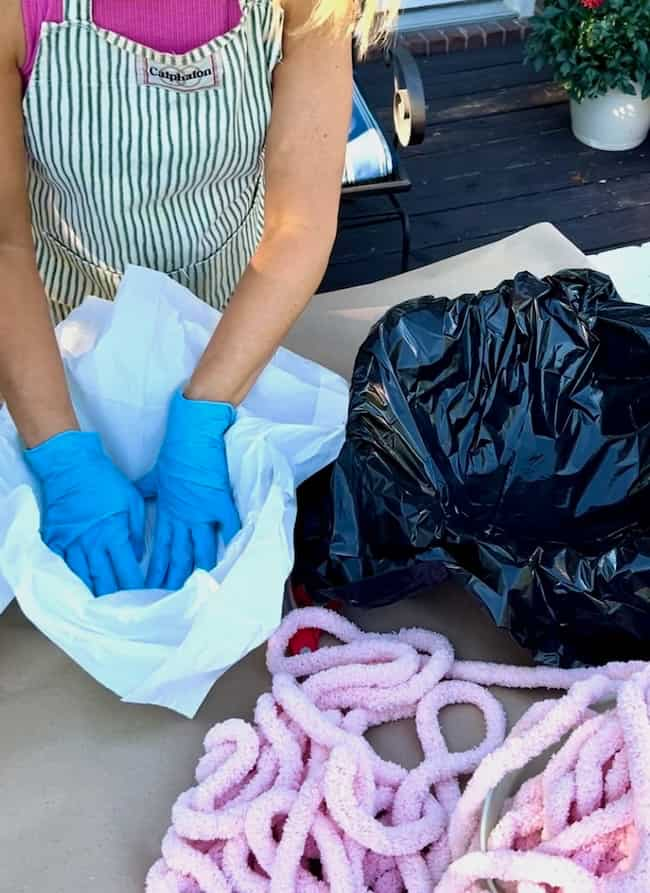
left=322, top=44, right=650, bottom=292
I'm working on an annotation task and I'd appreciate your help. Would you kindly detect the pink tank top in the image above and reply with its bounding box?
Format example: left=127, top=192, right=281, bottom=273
left=21, top=0, right=243, bottom=84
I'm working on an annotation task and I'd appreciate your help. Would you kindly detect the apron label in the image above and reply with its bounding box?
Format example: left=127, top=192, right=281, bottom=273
left=137, top=55, right=222, bottom=92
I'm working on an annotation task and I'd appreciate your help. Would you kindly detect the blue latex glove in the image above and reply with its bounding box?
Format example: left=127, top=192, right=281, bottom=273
left=137, top=390, right=241, bottom=590
left=24, top=432, right=145, bottom=597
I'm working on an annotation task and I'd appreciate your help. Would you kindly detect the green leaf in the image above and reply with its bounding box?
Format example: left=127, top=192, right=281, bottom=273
left=526, top=0, right=650, bottom=94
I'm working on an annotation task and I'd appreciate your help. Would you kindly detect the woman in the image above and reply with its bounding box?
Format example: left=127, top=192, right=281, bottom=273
left=0, top=0, right=389, bottom=596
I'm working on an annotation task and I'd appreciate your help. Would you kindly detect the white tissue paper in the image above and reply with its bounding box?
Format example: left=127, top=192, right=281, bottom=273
left=0, top=266, right=348, bottom=717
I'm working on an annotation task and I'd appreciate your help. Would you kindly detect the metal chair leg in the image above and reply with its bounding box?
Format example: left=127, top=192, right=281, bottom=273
left=389, top=194, right=411, bottom=273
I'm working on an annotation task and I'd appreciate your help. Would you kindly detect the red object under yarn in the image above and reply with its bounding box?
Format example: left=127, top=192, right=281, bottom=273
left=287, top=585, right=341, bottom=655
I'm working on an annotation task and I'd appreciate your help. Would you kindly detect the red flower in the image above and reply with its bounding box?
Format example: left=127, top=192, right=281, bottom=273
left=581, top=0, right=604, bottom=8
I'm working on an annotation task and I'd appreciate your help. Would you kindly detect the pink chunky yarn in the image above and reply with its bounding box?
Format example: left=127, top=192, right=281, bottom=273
left=147, top=608, right=650, bottom=892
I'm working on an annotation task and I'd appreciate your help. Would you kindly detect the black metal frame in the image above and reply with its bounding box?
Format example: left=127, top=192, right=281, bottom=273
left=340, top=43, right=426, bottom=273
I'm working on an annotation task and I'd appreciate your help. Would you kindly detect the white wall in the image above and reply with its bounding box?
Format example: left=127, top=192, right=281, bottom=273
left=504, top=0, right=536, bottom=16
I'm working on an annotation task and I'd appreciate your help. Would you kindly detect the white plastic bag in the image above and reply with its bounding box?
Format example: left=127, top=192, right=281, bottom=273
left=0, top=266, right=348, bottom=717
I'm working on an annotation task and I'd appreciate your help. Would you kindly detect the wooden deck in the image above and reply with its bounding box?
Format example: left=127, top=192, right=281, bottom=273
left=321, top=44, right=650, bottom=292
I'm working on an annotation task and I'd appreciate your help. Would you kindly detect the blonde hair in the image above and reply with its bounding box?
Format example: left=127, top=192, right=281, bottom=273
left=302, top=0, right=399, bottom=58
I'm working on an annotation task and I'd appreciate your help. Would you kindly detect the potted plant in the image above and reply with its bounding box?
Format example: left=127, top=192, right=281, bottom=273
left=526, top=0, right=650, bottom=151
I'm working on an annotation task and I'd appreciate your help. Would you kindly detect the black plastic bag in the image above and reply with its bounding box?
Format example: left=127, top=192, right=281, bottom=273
left=294, top=270, right=650, bottom=667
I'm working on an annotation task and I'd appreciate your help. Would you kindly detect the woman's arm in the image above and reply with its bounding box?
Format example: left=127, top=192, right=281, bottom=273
left=0, top=6, right=78, bottom=446
left=186, top=0, right=352, bottom=404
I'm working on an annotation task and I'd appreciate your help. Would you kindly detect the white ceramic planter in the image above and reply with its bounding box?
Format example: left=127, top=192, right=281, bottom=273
left=571, top=84, right=650, bottom=151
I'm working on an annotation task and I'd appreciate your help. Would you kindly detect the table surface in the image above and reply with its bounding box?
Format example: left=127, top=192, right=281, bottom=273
left=1, top=584, right=542, bottom=893
left=0, top=224, right=590, bottom=892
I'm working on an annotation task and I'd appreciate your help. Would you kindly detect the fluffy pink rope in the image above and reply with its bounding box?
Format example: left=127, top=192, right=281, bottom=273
left=146, top=608, right=650, bottom=892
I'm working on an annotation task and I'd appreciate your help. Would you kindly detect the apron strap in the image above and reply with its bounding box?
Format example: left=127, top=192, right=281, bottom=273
left=63, top=0, right=93, bottom=22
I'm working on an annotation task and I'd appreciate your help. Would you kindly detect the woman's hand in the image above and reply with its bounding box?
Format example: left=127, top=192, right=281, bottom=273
left=137, top=391, right=241, bottom=590
left=25, top=432, right=145, bottom=596
left=186, top=0, right=352, bottom=405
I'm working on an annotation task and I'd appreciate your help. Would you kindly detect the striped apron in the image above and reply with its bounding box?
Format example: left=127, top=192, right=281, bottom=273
left=23, top=0, right=283, bottom=323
